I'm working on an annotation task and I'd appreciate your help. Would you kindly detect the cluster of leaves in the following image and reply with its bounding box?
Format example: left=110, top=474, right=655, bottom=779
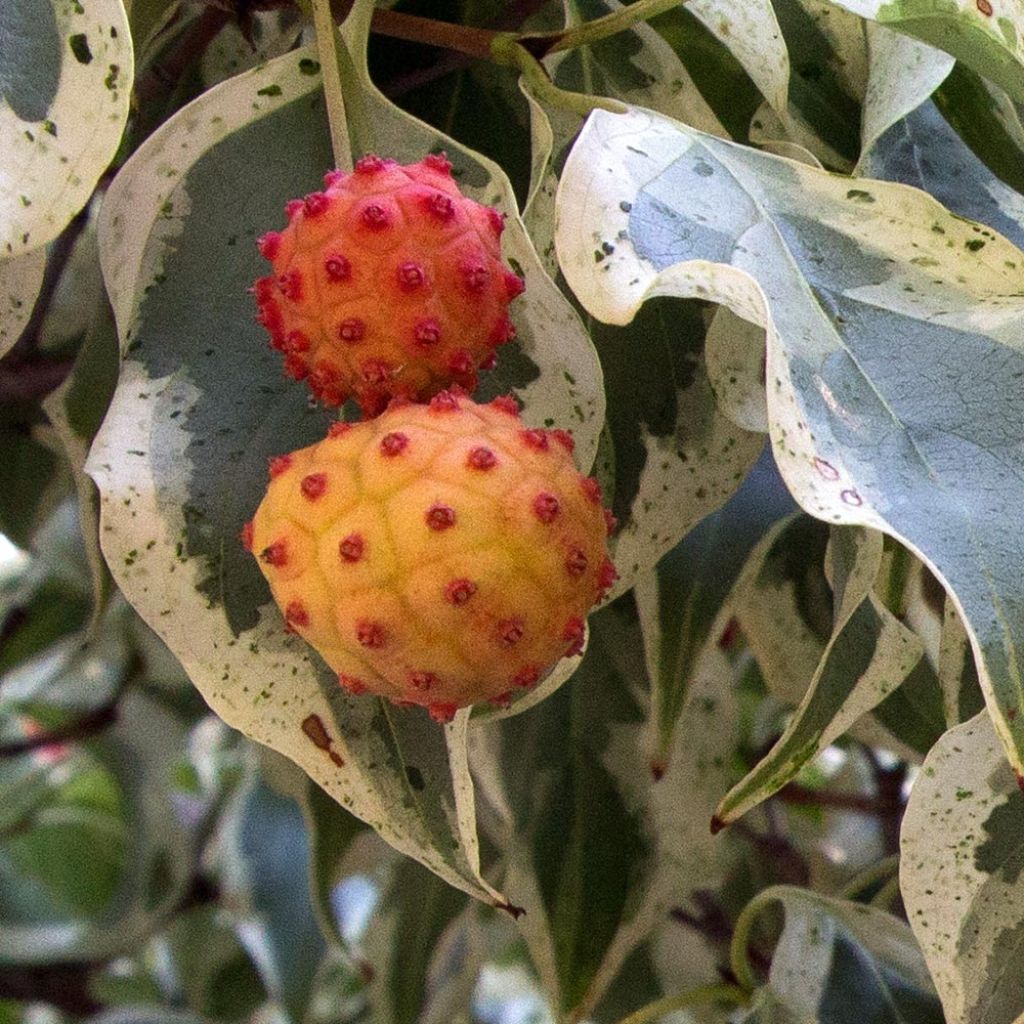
left=3, top=0, right=1024, bottom=1021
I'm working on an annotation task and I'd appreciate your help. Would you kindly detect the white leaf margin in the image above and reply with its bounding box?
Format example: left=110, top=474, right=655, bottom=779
left=1, top=0, right=132, bottom=256
left=0, top=249, right=45, bottom=358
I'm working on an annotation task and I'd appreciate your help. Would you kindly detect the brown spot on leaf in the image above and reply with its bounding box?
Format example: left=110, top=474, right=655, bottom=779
left=301, top=714, right=344, bottom=767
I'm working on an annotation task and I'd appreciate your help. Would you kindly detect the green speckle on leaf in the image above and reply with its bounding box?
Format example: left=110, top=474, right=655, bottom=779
left=298, top=58, right=321, bottom=75
left=105, top=64, right=120, bottom=90
left=257, top=84, right=283, bottom=98
left=69, top=33, right=93, bottom=64
left=846, top=189, right=875, bottom=203
left=965, top=239, right=985, bottom=251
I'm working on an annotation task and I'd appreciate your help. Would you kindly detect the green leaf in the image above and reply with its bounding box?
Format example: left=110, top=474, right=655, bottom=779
left=649, top=7, right=764, bottom=142
left=937, top=595, right=985, bottom=726
left=683, top=0, right=790, bottom=115
left=361, top=857, right=468, bottom=1024
left=221, top=758, right=325, bottom=1023
left=715, top=525, right=925, bottom=824
left=588, top=296, right=765, bottom=601
left=824, top=0, right=1024, bottom=104
left=556, top=103, right=1024, bottom=781
left=737, top=886, right=942, bottom=1022
left=472, top=594, right=743, bottom=1018
left=864, top=97, right=1024, bottom=248
left=0, top=0, right=132, bottom=257
left=901, top=711, right=1024, bottom=1023
left=0, top=692, right=196, bottom=964
left=300, top=776, right=369, bottom=950
left=0, top=423, right=64, bottom=551
left=42, top=297, right=119, bottom=626
left=166, top=905, right=267, bottom=1023
left=0, top=249, right=44, bottom=358
left=859, top=25, right=953, bottom=162
left=0, top=576, right=91, bottom=675
left=933, top=63, right=1024, bottom=195
left=635, top=448, right=794, bottom=770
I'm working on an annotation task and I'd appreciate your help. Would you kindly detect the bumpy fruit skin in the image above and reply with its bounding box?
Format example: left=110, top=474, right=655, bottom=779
left=253, top=154, right=525, bottom=417
left=244, top=392, right=617, bottom=723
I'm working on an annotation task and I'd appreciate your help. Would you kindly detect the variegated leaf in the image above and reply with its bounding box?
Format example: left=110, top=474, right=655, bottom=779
left=901, top=711, right=1024, bottom=1023
left=0, top=0, right=132, bottom=256
left=0, top=249, right=44, bottom=357
left=556, top=104, right=1024, bottom=781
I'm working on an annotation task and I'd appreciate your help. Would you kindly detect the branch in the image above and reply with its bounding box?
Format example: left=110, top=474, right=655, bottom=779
left=0, top=701, right=120, bottom=759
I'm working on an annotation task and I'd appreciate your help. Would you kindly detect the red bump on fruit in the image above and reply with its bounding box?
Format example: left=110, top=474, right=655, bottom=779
left=397, top=261, right=425, bottom=291
left=380, top=432, right=409, bottom=457
left=286, top=600, right=309, bottom=627
left=597, top=557, right=619, bottom=599
left=361, top=359, right=392, bottom=385
left=491, top=394, right=519, bottom=416
left=448, top=350, right=475, bottom=377
left=562, top=616, right=585, bottom=657
left=604, top=509, right=618, bottom=536
left=566, top=547, right=588, bottom=577
left=504, top=270, right=526, bottom=299
left=323, top=169, right=346, bottom=187
left=422, top=152, right=452, bottom=175
left=462, top=260, right=489, bottom=291
left=325, top=254, right=351, bottom=281
left=361, top=202, right=391, bottom=229
left=355, top=154, right=389, bottom=175
left=304, top=191, right=330, bottom=216
left=240, top=520, right=254, bottom=551
left=425, top=192, right=455, bottom=220
left=533, top=492, right=560, bottom=524
left=413, top=318, right=440, bottom=347
left=490, top=690, right=514, bottom=708
left=253, top=276, right=276, bottom=302
left=283, top=353, right=309, bottom=380
left=257, top=232, right=281, bottom=260
left=513, top=665, right=540, bottom=690
left=356, top=620, right=387, bottom=648
left=429, top=390, right=460, bottom=413
left=486, top=207, right=505, bottom=236
left=552, top=429, right=575, bottom=453
left=445, top=578, right=477, bottom=605
left=260, top=540, right=288, bottom=567
left=269, top=454, right=293, bottom=478
left=410, top=670, right=437, bottom=692
left=426, top=504, right=456, bottom=531
left=580, top=477, right=603, bottom=504
left=498, top=618, right=524, bottom=646
left=429, top=702, right=458, bottom=723
left=467, top=446, right=496, bottom=470
left=488, top=315, right=516, bottom=348
left=284, top=330, right=310, bottom=354
left=339, top=673, right=368, bottom=695
left=339, top=318, right=366, bottom=343
left=278, top=270, right=302, bottom=301
left=339, top=533, right=365, bottom=563
left=521, top=428, right=549, bottom=452
left=480, top=352, right=498, bottom=371
left=285, top=198, right=304, bottom=221
left=301, top=472, right=328, bottom=500
left=327, top=421, right=352, bottom=438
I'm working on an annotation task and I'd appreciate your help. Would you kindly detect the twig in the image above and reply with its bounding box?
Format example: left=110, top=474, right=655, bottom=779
left=0, top=701, right=121, bottom=759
